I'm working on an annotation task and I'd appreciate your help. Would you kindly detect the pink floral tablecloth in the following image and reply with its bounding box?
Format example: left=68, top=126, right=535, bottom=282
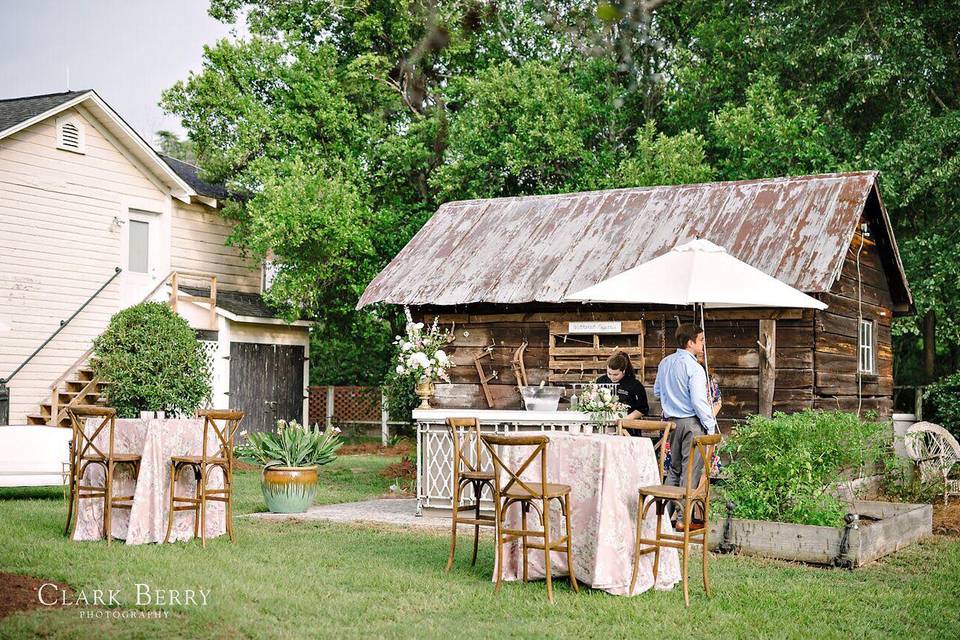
left=494, top=432, right=680, bottom=596
left=72, top=418, right=225, bottom=545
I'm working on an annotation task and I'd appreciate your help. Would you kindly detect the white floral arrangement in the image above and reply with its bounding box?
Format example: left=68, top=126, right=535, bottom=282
left=578, top=382, right=627, bottom=424
left=393, top=307, right=455, bottom=383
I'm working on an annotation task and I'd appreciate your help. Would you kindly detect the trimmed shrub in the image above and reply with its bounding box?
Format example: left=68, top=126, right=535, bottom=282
left=718, top=410, right=889, bottom=526
left=92, top=302, right=211, bottom=418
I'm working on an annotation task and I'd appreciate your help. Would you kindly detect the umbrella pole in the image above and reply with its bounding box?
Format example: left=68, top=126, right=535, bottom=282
left=700, top=302, right=710, bottom=379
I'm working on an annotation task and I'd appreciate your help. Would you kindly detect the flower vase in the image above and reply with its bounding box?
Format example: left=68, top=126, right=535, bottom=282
left=416, top=380, right=435, bottom=410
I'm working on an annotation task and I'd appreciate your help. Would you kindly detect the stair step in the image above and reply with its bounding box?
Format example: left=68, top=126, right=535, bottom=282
left=26, top=415, right=49, bottom=425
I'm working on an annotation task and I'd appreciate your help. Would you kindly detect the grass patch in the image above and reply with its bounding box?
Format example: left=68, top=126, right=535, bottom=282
left=1, top=454, right=958, bottom=639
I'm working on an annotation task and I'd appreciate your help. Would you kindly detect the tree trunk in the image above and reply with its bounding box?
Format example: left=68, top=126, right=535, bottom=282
left=923, top=310, right=937, bottom=382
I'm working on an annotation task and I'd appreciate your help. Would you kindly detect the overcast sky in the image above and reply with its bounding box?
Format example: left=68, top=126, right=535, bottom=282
left=0, top=0, right=245, bottom=142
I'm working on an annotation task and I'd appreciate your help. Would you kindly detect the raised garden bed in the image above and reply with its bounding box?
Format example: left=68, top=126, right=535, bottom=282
left=708, top=500, right=932, bottom=567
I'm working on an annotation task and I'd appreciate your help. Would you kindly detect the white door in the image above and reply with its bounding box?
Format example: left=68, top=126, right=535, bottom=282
left=120, top=209, right=162, bottom=307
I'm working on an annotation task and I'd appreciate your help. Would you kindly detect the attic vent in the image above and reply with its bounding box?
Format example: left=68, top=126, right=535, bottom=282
left=56, top=116, right=85, bottom=153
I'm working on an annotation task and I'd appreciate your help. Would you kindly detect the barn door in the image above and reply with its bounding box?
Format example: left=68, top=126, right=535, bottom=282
left=229, top=342, right=305, bottom=434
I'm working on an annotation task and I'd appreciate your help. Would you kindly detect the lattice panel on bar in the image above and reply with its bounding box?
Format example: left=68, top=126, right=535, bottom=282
left=417, top=419, right=617, bottom=511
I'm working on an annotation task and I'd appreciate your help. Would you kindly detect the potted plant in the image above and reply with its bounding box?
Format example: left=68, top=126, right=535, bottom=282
left=91, top=302, right=211, bottom=418
left=235, top=420, right=342, bottom=513
left=392, top=308, right=454, bottom=410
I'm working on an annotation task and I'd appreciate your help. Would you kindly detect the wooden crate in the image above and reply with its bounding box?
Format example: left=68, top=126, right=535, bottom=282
left=547, top=320, right=644, bottom=384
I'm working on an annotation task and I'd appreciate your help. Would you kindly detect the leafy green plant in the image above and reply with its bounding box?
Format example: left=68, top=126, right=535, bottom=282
left=718, top=410, right=889, bottom=526
left=924, top=372, right=960, bottom=440
left=880, top=451, right=947, bottom=504
left=383, top=369, right=418, bottom=425
left=91, top=302, right=211, bottom=418
left=235, top=420, right=342, bottom=468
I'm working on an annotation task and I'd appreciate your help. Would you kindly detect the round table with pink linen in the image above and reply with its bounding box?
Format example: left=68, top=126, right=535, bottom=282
left=493, top=431, right=680, bottom=595
left=72, top=417, right=226, bottom=545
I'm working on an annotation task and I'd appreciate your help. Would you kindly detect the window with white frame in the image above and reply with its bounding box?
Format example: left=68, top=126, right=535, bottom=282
left=262, top=258, right=278, bottom=292
left=858, top=318, right=876, bottom=374
left=56, top=116, right=85, bottom=153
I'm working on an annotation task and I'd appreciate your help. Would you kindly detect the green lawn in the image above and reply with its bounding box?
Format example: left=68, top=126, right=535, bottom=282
left=1, top=454, right=958, bottom=639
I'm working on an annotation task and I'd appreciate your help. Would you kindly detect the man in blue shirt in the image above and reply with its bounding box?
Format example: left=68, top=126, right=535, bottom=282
left=653, top=323, right=720, bottom=527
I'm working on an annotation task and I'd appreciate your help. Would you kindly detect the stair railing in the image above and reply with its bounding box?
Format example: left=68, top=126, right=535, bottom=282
left=44, top=270, right=219, bottom=426
left=0, top=267, right=123, bottom=425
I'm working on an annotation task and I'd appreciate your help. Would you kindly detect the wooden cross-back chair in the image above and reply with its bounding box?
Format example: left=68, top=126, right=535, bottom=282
left=65, top=405, right=142, bottom=545
left=444, top=418, right=496, bottom=572
left=481, top=433, right=579, bottom=604
left=163, top=409, right=244, bottom=547
left=631, top=432, right=722, bottom=607
left=617, top=419, right=674, bottom=481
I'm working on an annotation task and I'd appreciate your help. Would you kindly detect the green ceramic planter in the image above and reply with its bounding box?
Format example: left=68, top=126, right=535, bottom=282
left=261, top=466, right=319, bottom=513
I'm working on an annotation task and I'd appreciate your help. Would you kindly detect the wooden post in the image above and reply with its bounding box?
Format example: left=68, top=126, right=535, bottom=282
left=325, top=386, right=334, bottom=430
left=208, top=275, right=218, bottom=331
left=169, top=272, right=179, bottom=312
left=381, top=390, right=389, bottom=446
left=758, top=319, right=777, bottom=418
left=50, top=387, right=59, bottom=427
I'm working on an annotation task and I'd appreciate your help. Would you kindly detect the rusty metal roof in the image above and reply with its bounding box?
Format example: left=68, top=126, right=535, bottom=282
left=358, top=171, right=911, bottom=308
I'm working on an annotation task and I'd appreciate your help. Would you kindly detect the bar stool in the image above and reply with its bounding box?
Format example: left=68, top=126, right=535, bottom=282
left=445, top=417, right=496, bottom=572
left=617, top=418, right=674, bottom=481
left=630, top=432, right=721, bottom=606
left=65, top=405, right=141, bottom=545
left=163, top=409, right=244, bottom=547
left=481, top=433, right=579, bottom=604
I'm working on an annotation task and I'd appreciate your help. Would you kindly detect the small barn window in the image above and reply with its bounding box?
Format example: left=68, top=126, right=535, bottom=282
left=858, top=318, right=876, bottom=374
left=56, top=116, right=85, bottom=153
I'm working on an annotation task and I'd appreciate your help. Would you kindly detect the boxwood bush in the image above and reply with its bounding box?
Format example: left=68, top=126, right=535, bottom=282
left=91, top=302, right=211, bottom=418
left=718, top=410, right=889, bottom=526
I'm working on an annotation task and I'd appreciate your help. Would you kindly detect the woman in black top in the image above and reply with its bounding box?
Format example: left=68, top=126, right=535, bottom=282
left=595, top=351, right=649, bottom=419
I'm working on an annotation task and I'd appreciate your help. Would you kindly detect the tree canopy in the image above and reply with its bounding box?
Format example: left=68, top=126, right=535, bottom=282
left=163, top=0, right=960, bottom=386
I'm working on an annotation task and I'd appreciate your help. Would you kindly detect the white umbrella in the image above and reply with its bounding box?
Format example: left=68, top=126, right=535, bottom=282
left=566, top=238, right=827, bottom=309
left=566, top=238, right=827, bottom=376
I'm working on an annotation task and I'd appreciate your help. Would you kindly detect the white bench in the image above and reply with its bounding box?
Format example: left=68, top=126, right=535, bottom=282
left=0, top=425, right=71, bottom=487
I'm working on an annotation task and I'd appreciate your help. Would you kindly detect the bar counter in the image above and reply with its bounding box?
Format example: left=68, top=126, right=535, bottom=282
left=412, top=408, right=617, bottom=515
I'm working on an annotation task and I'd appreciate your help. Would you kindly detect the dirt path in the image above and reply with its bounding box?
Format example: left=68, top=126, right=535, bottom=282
left=0, top=572, right=73, bottom=621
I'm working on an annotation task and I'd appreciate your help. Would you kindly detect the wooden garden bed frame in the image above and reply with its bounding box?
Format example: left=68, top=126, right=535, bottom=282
left=708, top=500, right=932, bottom=567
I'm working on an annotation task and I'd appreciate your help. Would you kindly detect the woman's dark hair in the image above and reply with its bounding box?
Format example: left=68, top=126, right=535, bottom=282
left=606, top=351, right=635, bottom=377
left=675, top=323, right=704, bottom=349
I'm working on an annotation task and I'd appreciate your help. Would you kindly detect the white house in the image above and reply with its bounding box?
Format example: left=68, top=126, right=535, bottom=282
left=0, top=89, right=310, bottom=433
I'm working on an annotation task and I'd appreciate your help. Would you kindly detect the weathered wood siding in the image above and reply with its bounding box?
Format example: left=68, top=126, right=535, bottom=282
left=416, top=306, right=815, bottom=432
left=171, top=201, right=260, bottom=293
left=813, top=218, right=895, bottom=417
left=0, top=107, right=160, bottom=423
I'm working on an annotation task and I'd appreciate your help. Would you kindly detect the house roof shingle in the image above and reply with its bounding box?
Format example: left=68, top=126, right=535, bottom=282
left=160, top=154, right=229, bottom=200
left=0, top=90, right=91, bottom=134
left=181, top=287, right=280, bottom=320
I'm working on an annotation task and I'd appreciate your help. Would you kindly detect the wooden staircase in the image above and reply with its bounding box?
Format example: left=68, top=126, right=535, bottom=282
left=26, top=365, right=110, bottom=427
left=22, top=270, right=217, bottom=427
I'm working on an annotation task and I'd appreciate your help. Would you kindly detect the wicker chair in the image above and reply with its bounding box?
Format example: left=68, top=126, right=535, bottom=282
left=630, top=432, right=722, bottom=607
left=163, top=409, right=244, bottom=547
left=481, top=433, right=579, bottom=604
left=905, top=422, right=960, bottom=505
left=617, top=419, right=674, bottom=481
left=65, top=405, right=141, bottom=545
left=444, top=417, right=496, bottom=572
